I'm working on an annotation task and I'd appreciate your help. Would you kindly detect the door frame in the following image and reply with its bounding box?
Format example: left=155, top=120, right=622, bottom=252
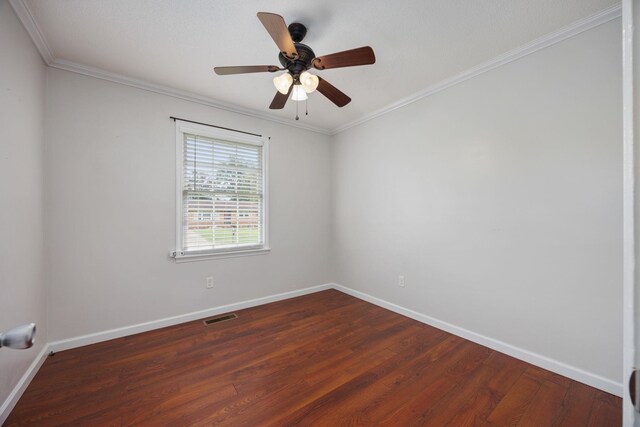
left=623, top=0, right=638, bottom=425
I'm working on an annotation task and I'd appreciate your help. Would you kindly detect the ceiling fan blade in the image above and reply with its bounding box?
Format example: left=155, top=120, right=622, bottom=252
left=257, top=12, right=298, bottom=60
left=269, top=85, right=292, bottom=110
left=214, top=65, right=281, bottom=75
left=312, top=46, right=376, bottom=70
left=317, top=77, right=351, bottom=107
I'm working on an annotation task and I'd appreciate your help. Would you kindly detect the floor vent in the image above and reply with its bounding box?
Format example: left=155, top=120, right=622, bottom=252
left=203, top=313, right=237, bottom=326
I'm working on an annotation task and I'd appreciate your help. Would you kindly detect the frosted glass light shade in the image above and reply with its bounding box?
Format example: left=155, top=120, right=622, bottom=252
left=291, top=85, right=308, bottom=101
left=273, top=73, right=293, bottom=94
left=300, top=71, right=319, bottom=93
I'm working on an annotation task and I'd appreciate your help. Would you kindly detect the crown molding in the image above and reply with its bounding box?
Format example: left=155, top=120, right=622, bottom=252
left=330, top=4, right=622, bottom=135
left=8, top=0, right=54, bottom=64
left=10, top=0, right=621, bottom=137
left=49, top=59, right=332, bottom=135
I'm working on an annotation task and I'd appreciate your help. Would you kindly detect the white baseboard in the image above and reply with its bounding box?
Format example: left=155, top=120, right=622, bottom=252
left=330, top=283, right=623, bottom=397
left=0, top=344, right=51, bottom=425
left=49, top=284, right=332, bottom=353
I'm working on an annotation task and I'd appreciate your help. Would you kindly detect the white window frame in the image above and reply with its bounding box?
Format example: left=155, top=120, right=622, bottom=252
left=172, top=120, right=270, bottom=262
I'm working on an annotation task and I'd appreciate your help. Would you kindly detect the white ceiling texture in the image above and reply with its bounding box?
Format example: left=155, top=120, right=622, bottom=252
left=20, top=0, right=619, bottom=134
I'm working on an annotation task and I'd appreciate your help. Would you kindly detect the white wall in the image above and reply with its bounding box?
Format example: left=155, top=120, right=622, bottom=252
left=45, top=68, right=333, bottom=341
left=0, top=0, right=48, bottom=410
left=332, top=19, right=622, bottom=384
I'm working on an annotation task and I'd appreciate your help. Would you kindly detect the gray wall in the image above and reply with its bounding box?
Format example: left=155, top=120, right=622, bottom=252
left=0, top=0, right=48, bottom=410
left=332, top=19, right=622, bottom=383
left=45, top=68, right=334, bottom=340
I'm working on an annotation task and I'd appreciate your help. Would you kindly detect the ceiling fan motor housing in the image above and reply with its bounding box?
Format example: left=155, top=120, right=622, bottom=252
left=279, top=42, right=315, bottom=77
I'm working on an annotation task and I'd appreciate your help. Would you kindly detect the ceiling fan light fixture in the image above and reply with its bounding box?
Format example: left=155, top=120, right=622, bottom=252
left=291, top=84, right=308, bottom=101
left=300, top=71, right=319, bottom=93
left=273, top=72, right=293, bottom=94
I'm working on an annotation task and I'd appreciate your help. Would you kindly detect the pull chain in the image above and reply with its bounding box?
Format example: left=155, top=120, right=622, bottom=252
left=295, top=99, right=299, bottom=120
left=305, top=98, right=309, bottom=116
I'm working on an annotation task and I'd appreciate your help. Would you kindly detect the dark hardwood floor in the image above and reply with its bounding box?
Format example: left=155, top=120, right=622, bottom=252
left=6, top=289, right=621, bottom=426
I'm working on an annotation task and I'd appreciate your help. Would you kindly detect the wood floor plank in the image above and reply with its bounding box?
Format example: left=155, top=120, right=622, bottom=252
left=287, top=328, right=452, bottom=425
left=485, top=373, right=543, bottom=426
left=516, top=380, right=569, bottom=427
left=553, top=381, right=597, bottom=427
left=375, top=341, right=493, bottom=426
left=442, top=352, right=529, bottom=426
left=587, top=393, right=623, bottom=427
left=405, top=350, right=502, bottom=427
left=523, top=365, right=573, bottom=389
left=5, top=289, right=621, bottom=426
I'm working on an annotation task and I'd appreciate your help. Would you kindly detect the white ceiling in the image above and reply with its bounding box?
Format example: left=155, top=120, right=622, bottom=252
left=23, top=0, right=619, bottom=133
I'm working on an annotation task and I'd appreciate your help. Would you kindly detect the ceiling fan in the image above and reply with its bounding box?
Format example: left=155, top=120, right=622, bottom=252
left=214, top=12, right=375, bottom=113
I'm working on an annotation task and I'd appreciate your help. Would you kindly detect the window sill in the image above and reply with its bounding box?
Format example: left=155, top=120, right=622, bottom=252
left=170, top=247, right=271, bottom=263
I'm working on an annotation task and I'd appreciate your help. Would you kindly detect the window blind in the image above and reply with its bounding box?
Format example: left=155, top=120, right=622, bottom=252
left=182, top=133, right=263, bottom=252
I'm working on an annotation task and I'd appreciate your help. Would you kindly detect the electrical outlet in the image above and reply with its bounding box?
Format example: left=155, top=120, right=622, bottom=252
left=398, top=275, right=405, bottom=287
left=206, top=276, right=214, bottom=289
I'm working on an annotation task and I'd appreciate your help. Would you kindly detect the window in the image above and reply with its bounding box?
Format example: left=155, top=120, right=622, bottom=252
left=172, top=120, right=269, bottom=261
